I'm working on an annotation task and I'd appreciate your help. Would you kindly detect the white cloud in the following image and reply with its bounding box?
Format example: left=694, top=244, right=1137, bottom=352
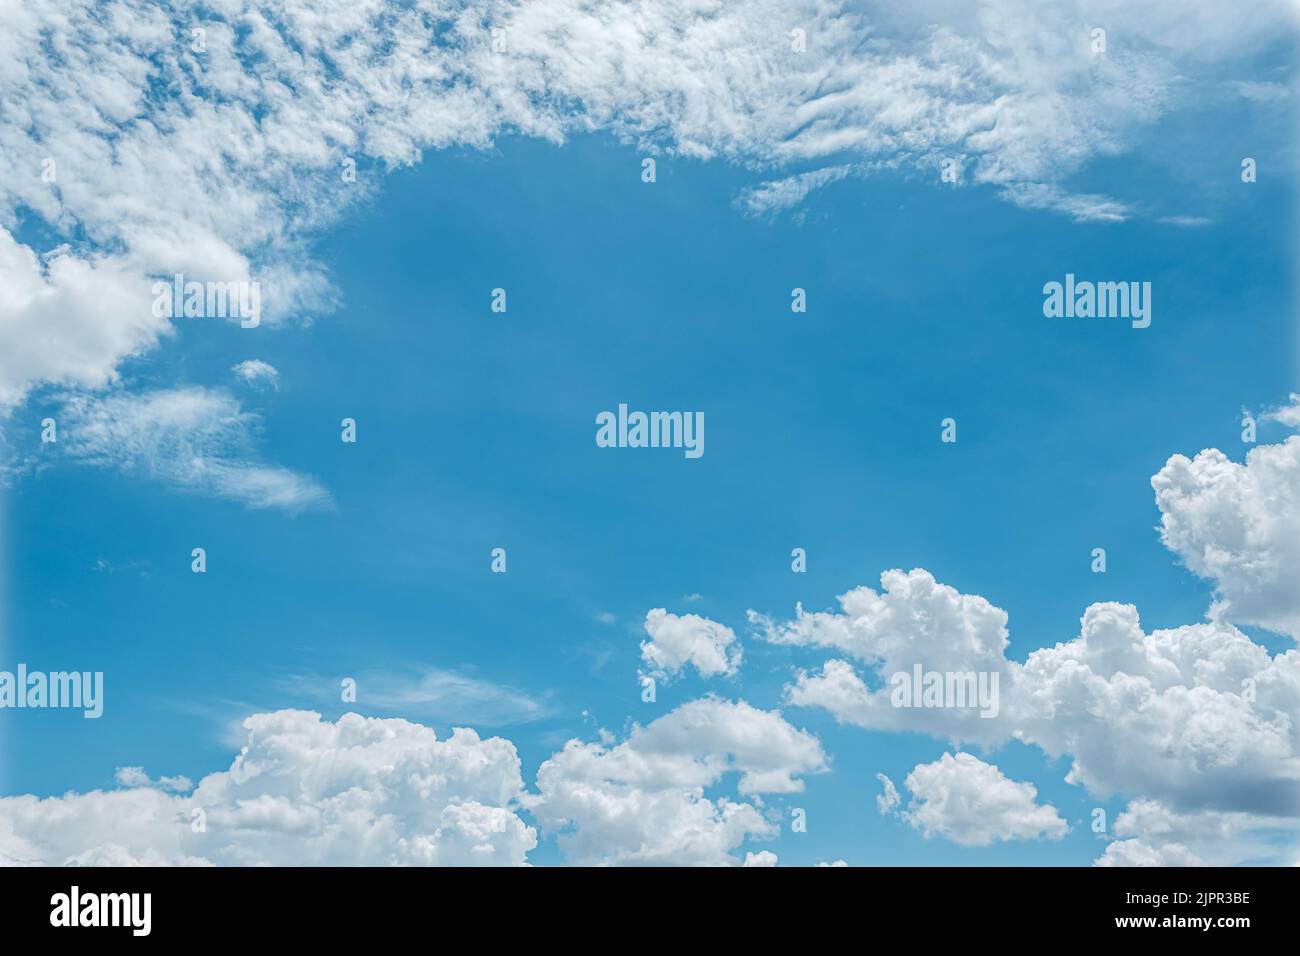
left=1227, top=80, right=1292, bottom=103
left=1094, top=839, right=1203, bottom=867
left=113, top=767, right=193, bottom=794
left=1000, top=182, right=1133, bottom=223
left=0, top=231, right=172, bottom=408
left=3, top=0, right=1289, bottom=408
left=743, top=850, right=779, bottom=867
left=57, top=386, right=330, bottom=513
left=765, top=581, right=1300, bottom=818
left=737, top=164, right=856, bottom=217
left=752, top=568, right=1013, bottom=742
left=1, top=2, right=1296, bottom=866
left=875, top=772, right=902, bottom=815
left=751, top=418, right=1300, bottom=824
left=1093, top=799, right=1299, bottom=867
left=889, top=753, right=1067, bottom=847
left=751, top=568, right=1011, bottom=669
left=0, top=710, right=536, bottom=866
left=1266, top=394, right=1300, bottom=429
left=1152, top=438, right=1300, bottom=638
left=1011, top=606, right=1300, bottom=815
left=275, top=667, right=551, bottom=727
left=641, top=609, right=742, bottom=680
left=530, top=696, right=826, bottom=865
left=231, top=360, right=280, bottom=391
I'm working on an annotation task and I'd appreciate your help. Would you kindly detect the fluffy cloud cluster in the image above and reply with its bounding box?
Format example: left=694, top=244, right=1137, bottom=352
left=1094, top=838, right=1203, bottom=867
left=1012, top=606, right=1300, bottom=815
left=7, top=428, right=1295, bottom=864
left=745, top=426, right=1300, bottom=862
left=1, top=699, right=826, bottom=867
left=757, top=575, right=1300, bottom=821
left=640, top=609, right=742, bottom=680
left=0, top=710, right=536, bottom=866
left=878, top=753, right=1067, bottom=847
left=2, top=0, right=1290, bottom=408
left=530, top=697, right=826, bottom=865
left=1152, top=437, right=1300, bottom=639
left=752, top=568, right=1013, bottom=743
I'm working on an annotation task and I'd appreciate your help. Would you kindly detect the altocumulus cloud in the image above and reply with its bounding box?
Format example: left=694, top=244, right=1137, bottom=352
left=0, top=0, right=1293, bottom=408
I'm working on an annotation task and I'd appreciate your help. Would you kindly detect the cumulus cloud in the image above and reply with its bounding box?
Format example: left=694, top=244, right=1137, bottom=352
left=749, top=418, right=1300, bottom=825
left=0, top=231, right=172, bottom=408
left=56, top=386, right=330, bottom=512
left=2, top=1, right=1297, bottom=866
left=641, top=609, right=742, bottom=680
left=1152, top=438, right=1300, bottom=638
left=0, top=710, right=536, bottom=866
left=750, top=568, right=1011, bottom=669
left=1011, top=606, right=1300, bottom=815
left=882, top=753, right=1067, bottom=847
left=762, top=582, right=1300, bottom=818
left=1093, top=799, right=1300, bottom=867
left=754, top=421, right=1300, bottom=827
left=1094, top=839, right=1203, bottom=867
left=751, top=568, right=1013, bottom=743
left=530, top=697, right=826, bottom=865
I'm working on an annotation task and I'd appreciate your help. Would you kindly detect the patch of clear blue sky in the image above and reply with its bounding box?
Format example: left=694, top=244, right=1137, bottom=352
left=4, top=79, right=1295, bottom=864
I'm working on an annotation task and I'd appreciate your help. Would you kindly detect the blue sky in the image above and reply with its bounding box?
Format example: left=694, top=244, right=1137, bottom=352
left=1, top=0, right=1299, bottom=867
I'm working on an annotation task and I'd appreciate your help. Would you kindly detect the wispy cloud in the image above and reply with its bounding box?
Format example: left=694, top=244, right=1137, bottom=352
left=275, top=667, right=552, bottom=727
left=58, top=387, right=330, bottom=513
left=1000, top=183, right=1133, bottom=223
left=737, top=164, right=856, bottom=217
